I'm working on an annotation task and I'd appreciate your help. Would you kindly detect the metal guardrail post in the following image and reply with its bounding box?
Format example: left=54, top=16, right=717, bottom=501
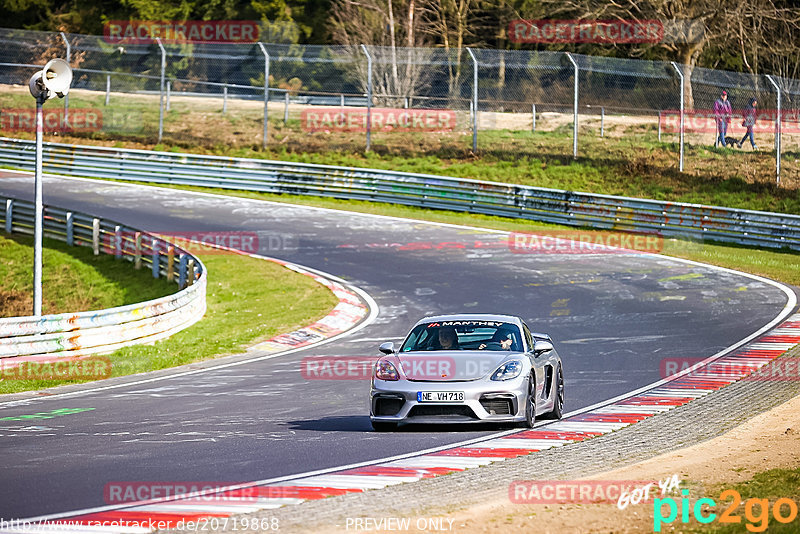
left=66, top=212, right=73, bottom=245
left=178, top=254, right=188, bottom=288
left=4, top=199, right=11, bottom=234
left=531, top=104, right=536, bottom=133
left=670, top=62, right=685, bottom=172
left=105, top=75, right=111, bottom=106
left=284, top=91, right=289, bottom=124
left=223, top=85, right=228, bottom=114
left=167, top=245, right=175, bottom=282
left=565, top=53, right=579, bottom=159
left=152, top=238, right=160, bottom=278
left=114, top=225, right=122, bottom=258
left=766, top=75, right=781, bottom=185
left=166, top=81, right=171, bottom=111
left=360, top=45, right=373, bottom=152
left=60, top=32, right=70, bottom=126
left=257, top=43, right=270, bottom=149
left=92, top=218, right=100, bottom=255
left=134, top=232, right=142, bottom=269
left=467, top=47, right=478, bottom=153
left=156, top=38, right=166, bottom=143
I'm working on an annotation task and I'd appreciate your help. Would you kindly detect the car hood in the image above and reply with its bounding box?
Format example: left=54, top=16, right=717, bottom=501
left=398, top=351, right=518, bottom=381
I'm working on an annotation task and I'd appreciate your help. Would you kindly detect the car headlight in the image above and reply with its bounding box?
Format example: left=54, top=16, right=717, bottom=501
left=375, top=359, right=399, bottom=381
left=491, top=360, right=523, bottom=381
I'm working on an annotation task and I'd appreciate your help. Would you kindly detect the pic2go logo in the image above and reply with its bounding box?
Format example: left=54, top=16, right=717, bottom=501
left=654, top=489, right=799, bottom=532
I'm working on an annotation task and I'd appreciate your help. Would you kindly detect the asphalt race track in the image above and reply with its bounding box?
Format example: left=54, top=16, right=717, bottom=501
left=0, top=173, right=794, bottom=519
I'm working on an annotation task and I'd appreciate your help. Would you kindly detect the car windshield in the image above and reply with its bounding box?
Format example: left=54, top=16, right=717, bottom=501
left=400, top=320, right=523, bottom=352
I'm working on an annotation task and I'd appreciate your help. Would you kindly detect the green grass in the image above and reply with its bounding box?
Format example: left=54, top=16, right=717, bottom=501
left=686, top=468, right=800, bottom=532
left=0, top=232, right=175, bottom=317
left=0, top=239, right=338, bottom=394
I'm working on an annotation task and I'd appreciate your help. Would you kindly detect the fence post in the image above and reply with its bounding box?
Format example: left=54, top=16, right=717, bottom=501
left=564, top=53, right=579, bottom=159
left=600, top=107, right=605, bottom=137
left=466, top=47, right=478, bottom=153
left=766, top=75, right=782, bottom=185
left=5, top=199, right=12, bottom=233
left=658, top=111, right=662, bottom=142
left=105, top=75, right=111, bottom=106
left=257, top=43, right=270, bottom=149
left=532, top=103, right=536, bottom=132
left=156, top=38, right=166, bottom=143
left=166, top=81, right=171, bottom=111
left=284, top=91, right=289, bottom=123
left=341, top=93, right=345, bottom=109
left=670, top=62, right=685, bottom=172
left=60, top=32, right=70, bottom=126
left=223, top=85, right=228, bottom=114
left=360, top=44, right=373, bottom=152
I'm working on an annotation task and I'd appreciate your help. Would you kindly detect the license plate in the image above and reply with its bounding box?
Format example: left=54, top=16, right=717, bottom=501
left=417, top=391, right=465, bottom=403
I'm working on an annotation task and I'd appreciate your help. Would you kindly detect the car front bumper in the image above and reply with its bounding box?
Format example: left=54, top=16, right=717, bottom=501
left=370, top=376, right=528, bottom=424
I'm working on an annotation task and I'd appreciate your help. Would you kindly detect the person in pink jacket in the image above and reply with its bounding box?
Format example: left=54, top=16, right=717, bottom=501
left=713, top=90, right=732, bottom=148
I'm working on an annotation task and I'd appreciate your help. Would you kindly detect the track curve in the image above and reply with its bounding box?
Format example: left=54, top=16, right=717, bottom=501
left=0, top=172, right=794, bottom=519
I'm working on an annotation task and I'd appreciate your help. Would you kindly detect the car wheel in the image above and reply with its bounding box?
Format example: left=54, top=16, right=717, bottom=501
left=371, top=421, right=398, bottom=432
left=522, top=376, right=536, bottom=428
left=542, top=366, right=564, bottom=420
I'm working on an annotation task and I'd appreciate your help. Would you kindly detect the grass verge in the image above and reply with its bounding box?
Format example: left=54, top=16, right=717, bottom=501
left=0, top=244, right=339, bottom=395
left=0, top=232, right=175, bottom=317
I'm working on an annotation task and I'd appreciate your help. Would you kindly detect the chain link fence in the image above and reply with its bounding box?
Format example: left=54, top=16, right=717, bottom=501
left=0, top=27, right=795, bottom=184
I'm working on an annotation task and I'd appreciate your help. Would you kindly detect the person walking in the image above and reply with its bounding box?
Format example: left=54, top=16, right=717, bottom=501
left=740, top=97, right=758, bottom=150
left=713, top=90, right=732, bottom=148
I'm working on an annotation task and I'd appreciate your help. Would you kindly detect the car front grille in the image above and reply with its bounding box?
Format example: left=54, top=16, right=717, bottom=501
left=407, top=405, right=478, bottom=419
left=374, top=396, right=404, bottom=416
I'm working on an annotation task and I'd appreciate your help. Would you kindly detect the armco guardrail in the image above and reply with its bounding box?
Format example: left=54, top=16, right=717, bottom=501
left=1, top=137, right=799, bottom=251
left=0, top=194, right=206, bottom=359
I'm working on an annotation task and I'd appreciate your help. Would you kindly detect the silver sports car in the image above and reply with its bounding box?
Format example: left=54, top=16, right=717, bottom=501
left=369, top=314, right=564, bottom=431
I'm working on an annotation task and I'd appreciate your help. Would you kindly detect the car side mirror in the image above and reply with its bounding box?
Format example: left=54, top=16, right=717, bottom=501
left=533, top=340, right=553, bottom=356
left=379, top=341, right=395, bottom=355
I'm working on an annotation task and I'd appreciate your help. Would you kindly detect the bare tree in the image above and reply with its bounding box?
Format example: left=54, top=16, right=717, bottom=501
left=329, top=0, right=434, bottom=104
left=417, top=0, right=485, bottom=101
